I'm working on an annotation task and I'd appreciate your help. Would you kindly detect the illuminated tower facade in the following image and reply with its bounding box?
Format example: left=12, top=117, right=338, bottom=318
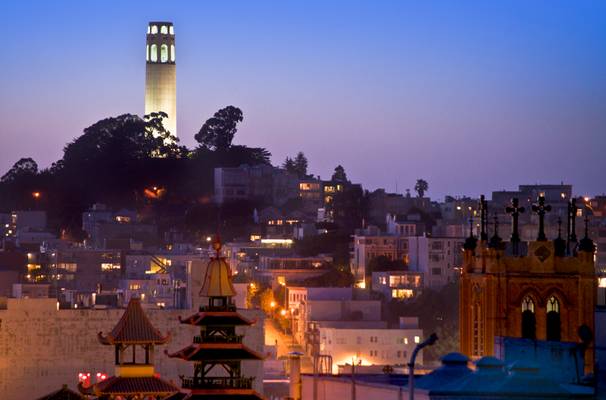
left=145, top=21, right=177, bottom=137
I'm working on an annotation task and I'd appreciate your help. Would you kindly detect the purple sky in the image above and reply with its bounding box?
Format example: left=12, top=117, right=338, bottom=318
left=1, top=1, right=605, bottom=199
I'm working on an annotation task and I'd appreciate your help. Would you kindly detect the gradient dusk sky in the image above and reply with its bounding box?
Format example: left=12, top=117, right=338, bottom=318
left=1, top=1, right=605, bottom=199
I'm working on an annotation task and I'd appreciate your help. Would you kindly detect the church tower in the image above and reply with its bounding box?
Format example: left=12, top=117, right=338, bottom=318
left=145, top=21, right=177, bottom=137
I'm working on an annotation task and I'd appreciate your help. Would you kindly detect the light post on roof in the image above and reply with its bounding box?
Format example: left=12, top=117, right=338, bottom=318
left=408, top=332, right=438, bottom=400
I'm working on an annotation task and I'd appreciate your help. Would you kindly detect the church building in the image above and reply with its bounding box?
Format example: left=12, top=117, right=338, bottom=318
left=459, top=195, right=596, bottom=372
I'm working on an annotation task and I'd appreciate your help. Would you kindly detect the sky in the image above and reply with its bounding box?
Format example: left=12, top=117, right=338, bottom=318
left=1, top=1, right=605, bottom=199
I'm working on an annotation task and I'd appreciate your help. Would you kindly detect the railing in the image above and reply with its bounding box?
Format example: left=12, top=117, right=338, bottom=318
left=199, top=304, right=237, bottom=312
left=193, top=334, right=244, bottom=344
left=180, top=376, right=255, bottom=389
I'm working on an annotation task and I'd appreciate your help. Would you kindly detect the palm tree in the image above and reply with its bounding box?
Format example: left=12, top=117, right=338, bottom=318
left=414, top=179, right=428, bottom=198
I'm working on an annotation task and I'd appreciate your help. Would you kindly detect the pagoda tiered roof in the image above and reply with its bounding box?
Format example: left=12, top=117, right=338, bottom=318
left=166, top=342, right=264, bottom=361
left=98, top=297, right=170, bottom=345
left=79, top=376, right=179, bottom=398
left=178, top=307, right=255, bottom=327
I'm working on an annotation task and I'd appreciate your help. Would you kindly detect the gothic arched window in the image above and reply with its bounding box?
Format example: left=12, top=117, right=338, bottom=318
left=171, top=45, right=175, bottom=62
left=161, top=25, right=168, bottom=34
left=160, top=44, right=168, bottom=62
left=546, top=296, right=561, bottom=341
left=150, top=44, right=158, bottom=62
left=151, top=25, right=158, bottom=34
left=521, top=296, right=536, bottom=340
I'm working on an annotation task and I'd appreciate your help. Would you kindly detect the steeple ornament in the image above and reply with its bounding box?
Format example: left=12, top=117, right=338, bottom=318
left=479, top=195, right=488, bottom=241
left=532, top=195, right=551, bottom=241
left=506, top=198, right=525, bottom=255
left=463, top=217, right=477, bottom=251
left=553, top=217, right=566, bottom=257
left=567, top=199, right=578, bottom=255
left=489, top=214, right=502, bottom=249
left=579, top=215, right=596, bottom=253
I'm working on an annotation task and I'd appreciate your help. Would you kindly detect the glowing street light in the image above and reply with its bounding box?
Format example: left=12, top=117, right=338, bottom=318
left=280, top=309, right=287, bottom=317
left=32, top=191, right=41, bottom=199
left=270, top=301, right=276, bottom=309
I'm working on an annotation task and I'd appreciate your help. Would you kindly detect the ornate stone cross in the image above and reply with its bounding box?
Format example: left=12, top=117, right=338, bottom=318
left=532, top=195, right=552, bottom=241
left=506, top=197, right=525, bottom=254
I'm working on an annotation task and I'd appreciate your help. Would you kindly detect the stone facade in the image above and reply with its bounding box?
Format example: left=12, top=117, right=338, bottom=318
left=0, top=298, right=264, bottom=399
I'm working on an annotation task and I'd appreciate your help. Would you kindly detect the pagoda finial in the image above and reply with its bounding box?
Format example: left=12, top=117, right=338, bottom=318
left=212, top=234, right=222, bottom=255
left=531, top=195, right=551, bottom=241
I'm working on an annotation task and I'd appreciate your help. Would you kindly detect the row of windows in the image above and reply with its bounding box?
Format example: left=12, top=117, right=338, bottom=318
left=148, top=25, right=174, bottom=35
left=146, top=44, right=176, bottom=63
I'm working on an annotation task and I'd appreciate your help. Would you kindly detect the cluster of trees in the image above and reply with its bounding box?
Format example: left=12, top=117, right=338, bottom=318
left=0, top=107, right=270, bottom=237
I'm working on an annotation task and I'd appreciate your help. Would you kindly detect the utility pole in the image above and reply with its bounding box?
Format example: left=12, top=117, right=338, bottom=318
left=408, top=333, right=438, bottom=400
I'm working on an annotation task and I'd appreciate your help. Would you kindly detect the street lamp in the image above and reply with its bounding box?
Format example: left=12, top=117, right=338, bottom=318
left=408, top=333, right=438, bottom=400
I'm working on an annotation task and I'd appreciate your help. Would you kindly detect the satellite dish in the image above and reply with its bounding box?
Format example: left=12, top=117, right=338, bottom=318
left=578, top=324, right=593, bottom=346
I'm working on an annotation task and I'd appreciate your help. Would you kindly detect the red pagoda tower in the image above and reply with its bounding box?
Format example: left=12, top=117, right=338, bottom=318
left=165, top=238, right=265, bottom=399
left=79, top=297, right=179, bottom=399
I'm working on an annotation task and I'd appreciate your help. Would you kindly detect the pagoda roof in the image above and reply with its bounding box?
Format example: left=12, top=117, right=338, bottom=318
left=36, top=385, right=84, bottom=400
left=166, top=343, right=265, bottom=361
left=86, top=376, right=179, bottom=396
left=178, top=310, right=254, bottom=326
left=163, top=390, right=265, bottom=400
left=98, top=297, right=170, bottom=345
left=200, top=239, right=236, bottom=298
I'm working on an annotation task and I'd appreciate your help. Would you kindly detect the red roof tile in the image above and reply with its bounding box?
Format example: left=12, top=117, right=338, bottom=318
left=98, top=298, right=170, bottom=345
left=36, top=385, right=84, bottom=400
left=95, top=376, right=179, bottom=395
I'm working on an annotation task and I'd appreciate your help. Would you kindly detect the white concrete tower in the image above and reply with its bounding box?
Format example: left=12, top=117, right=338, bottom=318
left=145, top=22, right=177, bottom=137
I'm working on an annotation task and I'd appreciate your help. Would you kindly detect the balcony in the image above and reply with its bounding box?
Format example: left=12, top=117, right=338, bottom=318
left=193, top=334, right=244, bottom=344
left=180, top=376, right=255, bottom=389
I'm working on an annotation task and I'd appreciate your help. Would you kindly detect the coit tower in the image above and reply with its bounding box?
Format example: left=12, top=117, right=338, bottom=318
left=145, top=21, right=177, bottom=137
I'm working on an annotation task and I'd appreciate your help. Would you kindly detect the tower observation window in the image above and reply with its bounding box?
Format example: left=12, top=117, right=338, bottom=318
left=150, top=44, right=158, bottom=62
left=161, top=25, right=168, bottom=34
left=160, top=44, right=168, bottom=62
left=151, top=25, right=158, bottom=34
left=171, top=45, right=175, bottom=62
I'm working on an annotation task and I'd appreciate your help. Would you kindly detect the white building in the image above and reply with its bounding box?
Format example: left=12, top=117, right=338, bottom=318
left=319, top=326, right=423, bottom=373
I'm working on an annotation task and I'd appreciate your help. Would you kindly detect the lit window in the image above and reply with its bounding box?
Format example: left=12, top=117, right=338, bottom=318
left=151, top=25, right=158, bottom=34
left=101, top=263, right=120, bottom=271
left=160, top=44, right=168, bottom=62
left=547, top=296, right=560, bottom=313
left=150, top=44, right=158, bottom=62
left=392, top=289, right=414, bottom=299
left=146, top=44, right=149, bottom=61
left=171, top=44, right=175, bottom=62
left=161, top=25, right=168, bottom=34
left=169, top=26, right=174, bottom=35
left=599, top=277, right=606, bottom=288
left=414, top=336, right=420, bottom=344
left=147, top=26, right=150, bottom=34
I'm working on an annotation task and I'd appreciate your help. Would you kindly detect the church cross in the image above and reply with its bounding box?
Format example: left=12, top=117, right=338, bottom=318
left=506, top=197, right=525, bottom=254
left=531, top=195, right=551, bottom=241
